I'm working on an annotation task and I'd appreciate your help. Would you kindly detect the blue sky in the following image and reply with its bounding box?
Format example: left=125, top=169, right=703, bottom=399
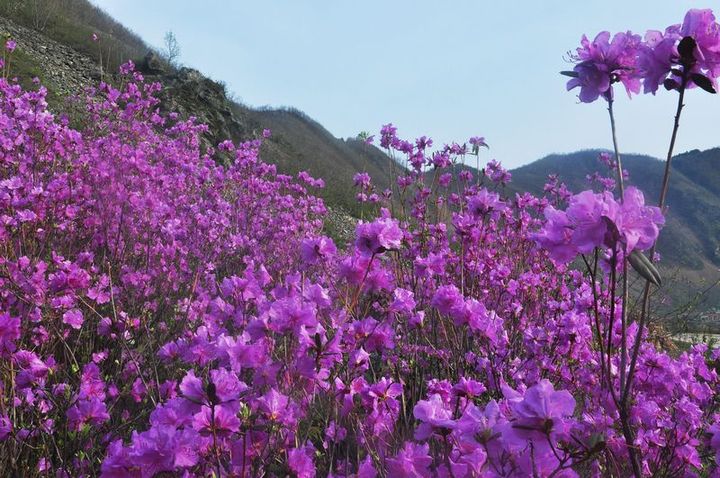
left=91, top=1, right=718, bottom=168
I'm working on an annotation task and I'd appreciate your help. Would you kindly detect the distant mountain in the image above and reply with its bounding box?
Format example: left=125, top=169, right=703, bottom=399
left=510, top=150, right=720, bottom=320
left=510, top=150, right=720, bottom=271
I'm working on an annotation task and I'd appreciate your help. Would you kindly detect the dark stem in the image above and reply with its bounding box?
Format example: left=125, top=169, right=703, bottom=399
left=619, top=406, right=643, bottom=478
left=607, top=97, right=625, bottom=196
left=624, top=77, right=687, bottom=406
left=606, top=90, right=640, bottom=478
left=619, top=252, right=629, bottom=395
left=658, top=79, right=687, bottom=210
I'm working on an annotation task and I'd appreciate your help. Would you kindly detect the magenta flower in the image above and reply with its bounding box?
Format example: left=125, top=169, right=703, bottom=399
left=300, top=236, right=337, bottom=264
left=355, top=215, right=403, bottom=256
left=534, top=187, right=663, bottom=263
left=67, top=397, right=110, bottom=430
left=413, top=393, right=456, bottom=440
left=62, top=308, right=84, bottom=329
left=467, top=188, right=507, bottom=218
left=567, top=31, right=642, bottom=102
left=5, top=40, right=16, bottom=53
left=258, top=388, right=294, bottom=425
left=386, top=442, right=433, bottom=478
left=638, top=29, right=680, bottom=94
left=288, top=443, right=316, bottom=478
left=681, top=9, right=720, bottom=78
left=0, top=313, right=20, bottom=357
left=509, top=380, right=576, bottom=437
left=192, top=404, right=240, bottom=436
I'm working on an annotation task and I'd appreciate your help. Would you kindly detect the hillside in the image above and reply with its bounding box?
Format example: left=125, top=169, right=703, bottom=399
left=1, top=2, right=719, bottom=324
left=510, top=150, right=720, bottom=325
left=511, top=150, right=720, bottom=271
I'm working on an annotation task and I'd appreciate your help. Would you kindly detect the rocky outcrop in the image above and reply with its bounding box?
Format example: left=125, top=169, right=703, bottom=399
left=0, top=15, right=250, bottom=156
left=149, top=67, right=252, bottom=155
left=0, top=15, right=98, bottom=96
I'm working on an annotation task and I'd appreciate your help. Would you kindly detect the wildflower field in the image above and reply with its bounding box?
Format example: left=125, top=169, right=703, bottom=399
left=1, top=8, right=720, bottom=478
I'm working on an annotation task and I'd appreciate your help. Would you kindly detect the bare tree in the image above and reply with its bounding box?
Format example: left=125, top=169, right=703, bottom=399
left=163, top=31, right=181, bottom=67
left=27, top=0, right=62, bottom=32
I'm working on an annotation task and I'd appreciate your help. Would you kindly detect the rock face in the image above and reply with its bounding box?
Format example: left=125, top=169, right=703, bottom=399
left=150, top=67, right=251, bottom=156
left=140, top=51, right=166, bottom=75
left=0, top=15, right=98, bottom=95
left=0, top=15, right=250, bottom=157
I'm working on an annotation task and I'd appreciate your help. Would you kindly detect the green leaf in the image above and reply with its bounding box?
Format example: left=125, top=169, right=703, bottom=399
left=691, top=73, right=716, bottom=93
left=628, top=250, right=661, bottom=286
left=560, top=70, right=579, bottom=78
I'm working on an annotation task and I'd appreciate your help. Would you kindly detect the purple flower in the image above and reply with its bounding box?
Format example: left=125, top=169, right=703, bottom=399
left=534, top=187, right=663, bottom=263
left=567, top=31, right=642, bottom=102
left=300, top=236, right=337, bottom=264
left=638, top=29, right=679, bottom=94
left=431, top=285, right=465, bottom=321
left=509, top=379, right=575, bottom=435
left=386, top=442, right=432, bottom=478
left=209, top=367, right=246, bottom=403
left=128, top=426, right=200, bottom=477
left=467, top=189, right=507, bottom=218
left=101, top=440, right=142, bottom=478
left=192, top=404, right=240, bottom=436
left=681, top=9, right=720, bottom=77
left=67, top=397, right=110, bottom=430
left=452, top=377, right=486, bottom=398
left=388, top=288, right=416, bottom=315
left=353, top=172, right=372, bottom=189
left=357, top=456, right=378, bottom=478
left=5, top=40, right=16, bottom=53
left=179, top=370, right=205, bottom=403
left=379, top=123, right=398, bottom=149
left=709, top=423, right=720, bottom=463
left=413, top=394, right=456, bottom=440
left=62, top=308, right=84, bottom=329
left=0, top=313, right=20, bottom=357
left=610, top=186, right=665, bottom=251
left=355, top=215, right=403, bottom=256
left=469, top=136, right=488, bottom=148
left=258, top=388, right=294, bottom=425
left=288, top=443, right=316, bottom=478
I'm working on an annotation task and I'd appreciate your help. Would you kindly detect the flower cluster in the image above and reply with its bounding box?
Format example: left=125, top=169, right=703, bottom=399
left=533, top=186, right=665, bottom=264
left=0, top=10, right=718, bottom=477
left=567, top=8, right=720, bottom=101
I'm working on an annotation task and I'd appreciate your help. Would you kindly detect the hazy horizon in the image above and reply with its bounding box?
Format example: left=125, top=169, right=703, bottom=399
left=90, top=1, right=720, bottom=168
